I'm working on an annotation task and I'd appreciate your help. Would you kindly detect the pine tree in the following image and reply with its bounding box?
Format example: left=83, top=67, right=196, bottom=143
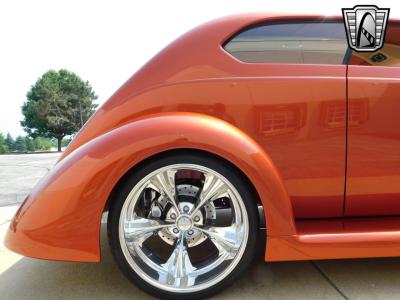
left=14, top=136, right=27, bottom=153
left=5, top=133, right=15, bottom=152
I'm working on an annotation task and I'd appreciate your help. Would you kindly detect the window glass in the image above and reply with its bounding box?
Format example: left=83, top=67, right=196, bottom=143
left=224, top=21, right=348, bottom=65
left=348, top=22, right=400, bottom=66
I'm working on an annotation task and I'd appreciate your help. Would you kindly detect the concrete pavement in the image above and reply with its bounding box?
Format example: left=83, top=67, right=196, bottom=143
left=0, top=153, right=399, bottom=299
left=0, top=153, right=60, bottom=207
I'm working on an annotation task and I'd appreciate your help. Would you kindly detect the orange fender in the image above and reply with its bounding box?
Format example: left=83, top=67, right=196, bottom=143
left=5, top=113, right=294, bottom=262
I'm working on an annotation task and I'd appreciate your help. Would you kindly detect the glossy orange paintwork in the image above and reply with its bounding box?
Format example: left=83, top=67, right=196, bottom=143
left=5, top=113, right=294, bottom=261
left=63, top=14, right=347, bottom=219
left=346, top=67, right=400, bottom=216
left=268, top=217, right=400, bottom=261
left=5, top=13, right=400, bottom=263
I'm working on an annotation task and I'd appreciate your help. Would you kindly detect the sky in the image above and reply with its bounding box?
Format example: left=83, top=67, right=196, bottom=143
left=0, top=0, right=399, bottom=137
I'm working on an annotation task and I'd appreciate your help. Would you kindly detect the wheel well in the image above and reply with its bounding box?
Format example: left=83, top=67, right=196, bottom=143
left=104, top=148, right=263, bottom=224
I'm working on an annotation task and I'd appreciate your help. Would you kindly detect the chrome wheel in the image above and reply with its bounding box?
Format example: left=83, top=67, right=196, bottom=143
left=118, top=163, right=249, bottom=293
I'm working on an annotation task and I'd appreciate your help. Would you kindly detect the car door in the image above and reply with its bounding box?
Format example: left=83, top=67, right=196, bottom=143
left=345, top=22, right=400, bottom=216
left=224, top=19, right=348, bottom=218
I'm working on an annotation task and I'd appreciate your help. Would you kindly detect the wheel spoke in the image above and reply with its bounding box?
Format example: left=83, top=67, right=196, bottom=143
left=195, top=225, right=241, bottom=259
left=191, top=173, right=229, bottom=216
left=149, top=169, right=180, bottom=212
left=125, top=217, right=173, bottom=246
left=161, top=233, right=196, bottom=287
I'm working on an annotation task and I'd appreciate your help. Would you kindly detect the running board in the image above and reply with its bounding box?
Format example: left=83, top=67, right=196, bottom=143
left=265, top=216, right=400, bottom=261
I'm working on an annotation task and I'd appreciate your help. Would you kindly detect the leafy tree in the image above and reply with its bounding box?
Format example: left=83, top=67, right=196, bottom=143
left=32, top=137, right=52, bottom=151
left=14, top=136, right=27, bottom=153
left=0, top=133, right=9, bottom=154
left=25, top=137, right=35, bottom=152
left=5, top=133, right=15, bottom=152
left=21, top=69, right=98, bottom=151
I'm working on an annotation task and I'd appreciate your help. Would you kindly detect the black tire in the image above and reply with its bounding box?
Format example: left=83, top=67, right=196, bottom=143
left=108, top=152, right=259, bottom=299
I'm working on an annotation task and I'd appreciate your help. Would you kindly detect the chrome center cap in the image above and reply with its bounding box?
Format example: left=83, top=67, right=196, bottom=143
left=176, top=215, right=193, bottom=232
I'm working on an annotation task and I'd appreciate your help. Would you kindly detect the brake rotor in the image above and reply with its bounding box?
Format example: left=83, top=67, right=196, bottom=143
left=157, top=184, right=216, bottom=247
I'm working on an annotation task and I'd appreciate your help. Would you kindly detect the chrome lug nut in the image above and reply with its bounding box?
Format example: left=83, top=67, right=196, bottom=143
left=183, top=206, right=189, bottom=213
left=173, top=228, right=179, bottom=234
left=170, top=213, right=177, bottom=220
left=194, top=216, right=200, bottom=222
left=188, top=230, right=194, bottom=235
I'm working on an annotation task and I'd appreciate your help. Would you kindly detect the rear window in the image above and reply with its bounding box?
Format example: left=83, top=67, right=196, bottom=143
left=224, top=21, right=348, bottom=65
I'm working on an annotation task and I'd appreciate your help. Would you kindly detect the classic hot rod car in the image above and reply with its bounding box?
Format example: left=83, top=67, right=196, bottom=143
left=5, top=13, right=400, bottom=299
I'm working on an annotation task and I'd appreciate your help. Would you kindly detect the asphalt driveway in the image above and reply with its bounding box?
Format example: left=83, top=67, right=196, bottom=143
left=1, top=153, right=400, bottom=299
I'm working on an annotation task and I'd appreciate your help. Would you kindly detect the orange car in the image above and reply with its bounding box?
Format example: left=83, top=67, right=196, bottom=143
left=5, top=13, right=400, bottom=299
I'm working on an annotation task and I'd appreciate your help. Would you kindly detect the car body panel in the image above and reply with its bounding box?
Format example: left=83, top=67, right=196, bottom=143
left=5, top=113, right=294, bottom=261
left=346, top=66, right=400, bottom=216
left=67, top=72, right=346, bottom=219
left=267, top=217, right=400, bottom=261
left=62, top=14, right=347, bottom=219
